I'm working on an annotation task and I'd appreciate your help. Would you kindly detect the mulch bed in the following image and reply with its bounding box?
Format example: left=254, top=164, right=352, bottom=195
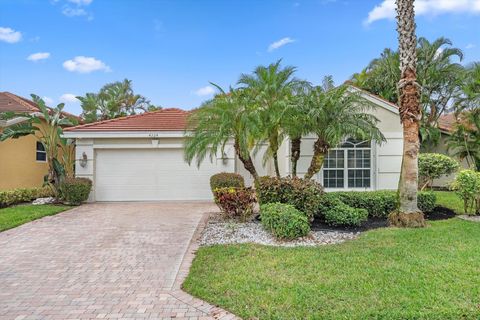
left=311, top=206, right=457, bottom=232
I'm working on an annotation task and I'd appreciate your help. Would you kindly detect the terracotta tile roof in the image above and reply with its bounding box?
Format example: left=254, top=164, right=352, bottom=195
left=0, top=91, right=81, bottom=121
left=64, top=108, right=190, bottom=132
left=438, top=113, right=456, bottom=132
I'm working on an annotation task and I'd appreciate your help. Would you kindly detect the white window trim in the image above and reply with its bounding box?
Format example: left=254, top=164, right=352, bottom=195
left=319, top=140, right=376, bottom=192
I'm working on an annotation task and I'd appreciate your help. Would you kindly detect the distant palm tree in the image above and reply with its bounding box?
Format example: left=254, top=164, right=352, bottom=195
left=389, top=0, right=425, bottom=227
left=238, top=60, right=303, bottom=177
left=303, top=78, right=385, bottom=179
left=184, top=85, right=261, bottom=180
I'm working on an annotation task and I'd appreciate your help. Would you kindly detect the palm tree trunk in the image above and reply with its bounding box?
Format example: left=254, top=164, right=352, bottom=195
left=290, top=137, right=301, bottom=177
left=388, top=0, right=425, bottom=227
left=234, top=140, right=259, bottom=181
left=304, top=138, right=328, bottom=180
left=272, top=152, right=281, bottom=178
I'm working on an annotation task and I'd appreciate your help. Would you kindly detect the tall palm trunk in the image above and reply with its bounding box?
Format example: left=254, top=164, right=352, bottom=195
left=388, top=0, right=425, bottom=227
left=269, top=133, right=281, bottom=178
left=234, top=140, right=259, bottom=181
left=304, top=138, right=329, bottom=180
left=290, top=137, right=301, bottom=177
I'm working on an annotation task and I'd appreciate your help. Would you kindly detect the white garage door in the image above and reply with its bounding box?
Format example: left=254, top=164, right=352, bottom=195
left=95, top=149, right=223, bottom=201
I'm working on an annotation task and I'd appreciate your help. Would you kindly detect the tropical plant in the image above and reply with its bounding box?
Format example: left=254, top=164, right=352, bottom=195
left=184, top=85, right=261, bottom=180
left=351, top=37, right=465, bottom=148
left=447, top=109, right=480, bottom=171
left=237, top=60, right=308, bottom=177
left=0, top=95, right=74, bottom=194
left=388, top=0, right=425, bottom=228
left=418, top=153, right=459, bottom=190
left=303, top=78, right=385, bottom=179
left=77, top=79, right=156, bottom=122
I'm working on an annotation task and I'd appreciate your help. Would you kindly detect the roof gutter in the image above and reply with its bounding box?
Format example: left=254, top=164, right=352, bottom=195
left=62, top=130, right=188, bottom=139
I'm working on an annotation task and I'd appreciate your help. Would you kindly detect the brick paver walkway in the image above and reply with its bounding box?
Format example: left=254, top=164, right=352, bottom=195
left=0, top=202, right=238, bottom=320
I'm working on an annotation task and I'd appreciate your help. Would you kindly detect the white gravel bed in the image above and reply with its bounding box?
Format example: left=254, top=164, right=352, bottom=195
left=199, top=217, right=360, bottom=247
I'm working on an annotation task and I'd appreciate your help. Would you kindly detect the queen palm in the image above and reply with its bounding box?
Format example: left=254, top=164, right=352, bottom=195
left=304, top=78, right=385, bottom=179
left=389, top=0, right=425, bottom=227
left=238, top=60, right=303, bottom=178
left=184, top=85, right=261, bottom=180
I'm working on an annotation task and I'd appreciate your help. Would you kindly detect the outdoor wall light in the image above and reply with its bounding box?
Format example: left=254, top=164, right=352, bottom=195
left=79, top=152, right=88, bottom=168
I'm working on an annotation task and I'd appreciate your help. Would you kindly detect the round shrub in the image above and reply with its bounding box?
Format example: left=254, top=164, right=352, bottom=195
left=60, top=178, right=92, bottom=205
left=260, top=203, right=310, bottom=240
left=256, top=176, right=323, bottom=221
left=213, top=187, right=256, bottom=221
left=417, top=191, right=437, bottom=213
left=451, top=170, right=480, bottom=215
left=419, top=153, right=459, bottom=190
left=324, top=202, right=368, bottom=227
left=210, top=173, right=245, bottom=193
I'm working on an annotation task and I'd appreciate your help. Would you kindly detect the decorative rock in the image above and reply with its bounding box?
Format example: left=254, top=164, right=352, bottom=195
left=32, top=197, right=56, bottom=205
left=199, top=217, right=359, bottom=247
left=458, top=215, right=480, bottom=222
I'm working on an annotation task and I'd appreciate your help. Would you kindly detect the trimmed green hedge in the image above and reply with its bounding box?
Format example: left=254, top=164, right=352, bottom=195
left=325, top=191, right=437, bottom=218
left=260, top=203, right=310, bottom=240
left=0, top=187, right=54, bottom=208
left=256, top=176, right=323, bottom=221
left=60, top=178, right=92, bottom=205
left=210, top=173, right=245, bottom=193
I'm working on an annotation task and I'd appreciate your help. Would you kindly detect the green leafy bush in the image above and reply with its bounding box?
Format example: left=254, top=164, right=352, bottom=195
left=324, top=201, right=368, bottom=227
left=210, top=173, right=245, bottom=193
left=417, top=192, right=437, bottom=213
left=419, top=153, right=459, bottom=190
left=451, top=170, right=480, bottom=215
left=60, top=178, right=92, bottom=205
left=213, top=187, right=256, bottom=221
left=320, top=190, right=437, bottom=218
left=256, top=176, right=323, bottom=221
left=260, top=203, right=310, bottom=240
left=0, top=187, right=54, bottom=208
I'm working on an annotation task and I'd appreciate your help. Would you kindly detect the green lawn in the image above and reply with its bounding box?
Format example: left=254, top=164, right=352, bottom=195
left=0, top=204, right=71, bottom=232
left=434, top=191, right=464, bottom=214
left=184, top=219, right=480, bottom=319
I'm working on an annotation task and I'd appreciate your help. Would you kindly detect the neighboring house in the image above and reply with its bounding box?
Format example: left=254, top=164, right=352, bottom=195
left=63, top=87, right=408, bottom=202
left=0, top=92, right=78, bottom=190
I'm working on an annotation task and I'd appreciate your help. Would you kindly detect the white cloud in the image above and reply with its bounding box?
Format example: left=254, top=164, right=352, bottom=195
left=27, top=52, right=51, bottom=62
left=62, top=7, right=87, bottom=17
left=194, top=86, right=215, bottom=96
left=0, top=27, right=22, bottom=43
left=466, top=43, right=476, bottom=49
left=365, top=0, right=480, bottom=25
left=63, top=56, right=111, bottom=73
left=59, top=93, right=79, bottom=103
left=67, top=0, right=93, bottom=5
left=268, top=37, right=295, bottom=52
left=42, top=96, right=54, bottom=105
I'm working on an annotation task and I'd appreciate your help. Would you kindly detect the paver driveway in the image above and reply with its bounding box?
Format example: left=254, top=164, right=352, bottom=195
left=0, top=202, right=237, bottom=320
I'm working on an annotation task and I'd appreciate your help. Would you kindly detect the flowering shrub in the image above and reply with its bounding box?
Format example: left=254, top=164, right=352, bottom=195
left=419, top=153, right=459, bottom=190
left=0, top=187, right=54, bottom=208
left=213, top=187, right=256, bottom=221
left=451, top=170, right=480, bottom=215
left=210, top=173, right=245, bottom=193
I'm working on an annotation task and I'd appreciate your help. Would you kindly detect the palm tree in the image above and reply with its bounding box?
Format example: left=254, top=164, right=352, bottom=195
left=0, top=95, right=74, bottom=193
left=184, top=85, right=261, bottom=180
left=238, top=60, right=303, bottom=178
left=389, top=0, right=425, bottom=227
left=304, top=78, right=385, bottom=179
left=447, top=110, right=480, bottom=171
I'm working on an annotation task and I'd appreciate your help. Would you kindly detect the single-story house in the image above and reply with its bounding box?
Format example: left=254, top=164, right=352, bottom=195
left=63, top=87, right=419, bottom=202
left=0, top=92, right=78, bottom=190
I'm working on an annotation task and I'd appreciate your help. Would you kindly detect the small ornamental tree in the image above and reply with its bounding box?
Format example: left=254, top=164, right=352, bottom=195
left=418, top=153, right=459, bottom=190
left=451, top=170, right=480, bottom=215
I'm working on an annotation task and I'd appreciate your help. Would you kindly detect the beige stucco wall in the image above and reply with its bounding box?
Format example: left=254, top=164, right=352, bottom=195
left=0, top=121, right=49, bottom=190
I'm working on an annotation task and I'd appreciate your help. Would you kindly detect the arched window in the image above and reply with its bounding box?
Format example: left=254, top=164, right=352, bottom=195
left=322, top=139, right=372, bottom=189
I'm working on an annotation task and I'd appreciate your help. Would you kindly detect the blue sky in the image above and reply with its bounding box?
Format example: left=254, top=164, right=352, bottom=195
left=1, top=0, right=479, bottom=115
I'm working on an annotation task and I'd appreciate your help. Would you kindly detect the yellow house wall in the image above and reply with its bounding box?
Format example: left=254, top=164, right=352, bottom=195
left=0, top=121, right=50, bottom=190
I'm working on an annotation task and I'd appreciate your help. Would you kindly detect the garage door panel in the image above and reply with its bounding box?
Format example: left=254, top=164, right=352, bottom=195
left=95, top=149, right=222, bottom=201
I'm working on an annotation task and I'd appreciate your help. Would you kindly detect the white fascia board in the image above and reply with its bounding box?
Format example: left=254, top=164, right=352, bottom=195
left=0, top=116, right=29, bottom=128
left=62, top=131, right=188, bottom=139
left=348, top=86, right=399, bottom=115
